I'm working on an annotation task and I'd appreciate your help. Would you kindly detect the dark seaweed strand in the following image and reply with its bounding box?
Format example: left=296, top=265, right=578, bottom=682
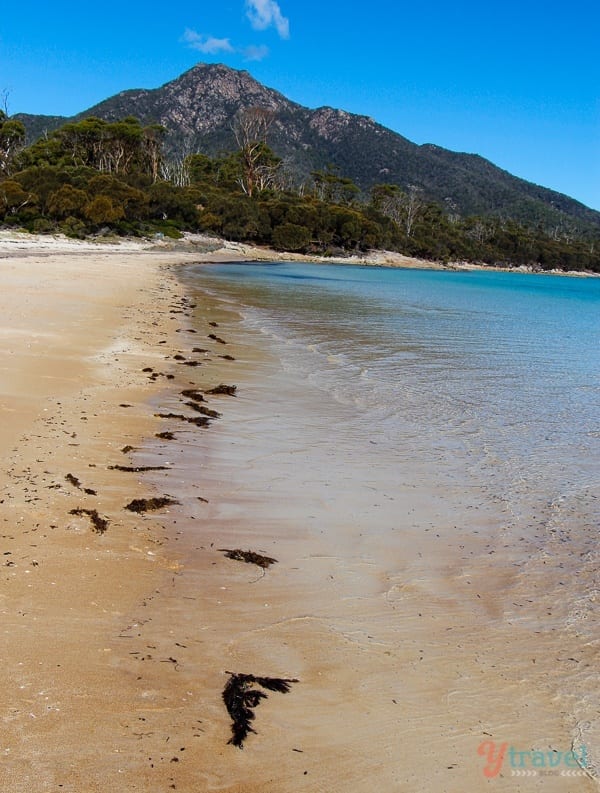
left=69, top=508, right=109, bottom=534
left=252, top=676, right=298, bottom=693
left=222, top=673, right=298, bottom=748
left=124, top=497, right=179, bottom=513
left=180, top=388, right=205, bottom=402
left=65, top=473, right=97, bottom=496
left=65, top=473, right=81, bottom=489
left=185, top=402, right=221, bottom=418
left=154, top=412, right=211, bottom=427
left=108, top=465, right=169, bottom=472
left=222, top=674, right=264, bottom=748
left=219, top=548, right=278, bottom=568
left=205, top=384, right=237, bottom=396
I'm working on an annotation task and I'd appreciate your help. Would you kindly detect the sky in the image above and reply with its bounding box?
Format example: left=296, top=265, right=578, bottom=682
left=1, top=0, right=598, bottom=210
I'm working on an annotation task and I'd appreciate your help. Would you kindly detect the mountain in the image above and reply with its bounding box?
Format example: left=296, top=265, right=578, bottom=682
left=15, top=63, right=600, bottom=234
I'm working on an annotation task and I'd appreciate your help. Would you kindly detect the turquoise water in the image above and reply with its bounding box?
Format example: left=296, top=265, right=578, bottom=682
left=187, top=263, right=599, bottom=545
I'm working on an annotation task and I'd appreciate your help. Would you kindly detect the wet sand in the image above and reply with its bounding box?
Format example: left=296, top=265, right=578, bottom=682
left=142, top=279, right=596, bottom=793
left=0, top=236, right=596, bottom=791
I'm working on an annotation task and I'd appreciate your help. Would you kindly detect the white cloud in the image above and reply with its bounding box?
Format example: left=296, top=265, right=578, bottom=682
left=246, top=0, right=290, bottom=39
left=242, top=44, right=270, bottom=61
left=182, top=29, right=234, bottom=54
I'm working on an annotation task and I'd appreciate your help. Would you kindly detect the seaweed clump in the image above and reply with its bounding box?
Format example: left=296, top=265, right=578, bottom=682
left=69, top=508, right=109, bottom=534
left=222, top=673, right=298, bottom=748
left=180, top=389, right=204, bottom=402
left=185, top=402, right=221, bottom=419
left=206, top=384, right=237, bottom=396
left=65, top=473, right=97, bottom=496
left=219, top=548, right=278, bottom=569
left=124, top=497, right=179, bottom=513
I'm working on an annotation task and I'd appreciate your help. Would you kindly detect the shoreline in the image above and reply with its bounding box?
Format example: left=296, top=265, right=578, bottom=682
left=0, top=240, right=326, bottom=791
left=1, top=228, right=597, bottom=277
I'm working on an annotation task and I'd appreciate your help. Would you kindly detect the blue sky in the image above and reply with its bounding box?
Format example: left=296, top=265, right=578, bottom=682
left=1, top=0, right=598, bottom=210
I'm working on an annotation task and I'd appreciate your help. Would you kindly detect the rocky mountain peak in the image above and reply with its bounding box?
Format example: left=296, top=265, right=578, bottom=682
left=13, top=62, right=600, bottom=231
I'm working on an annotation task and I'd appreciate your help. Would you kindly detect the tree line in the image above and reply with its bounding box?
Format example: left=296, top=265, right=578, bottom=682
left=1, top=108, right=598, bottom=272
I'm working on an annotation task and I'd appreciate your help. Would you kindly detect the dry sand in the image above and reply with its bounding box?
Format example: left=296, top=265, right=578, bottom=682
left=0, top=231, right=596, bottom=791
left=0, top=236, right=224, bottom=791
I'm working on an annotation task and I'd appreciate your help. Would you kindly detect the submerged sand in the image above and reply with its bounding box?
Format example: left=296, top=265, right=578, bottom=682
left=0, top=232, right=596, bottom=791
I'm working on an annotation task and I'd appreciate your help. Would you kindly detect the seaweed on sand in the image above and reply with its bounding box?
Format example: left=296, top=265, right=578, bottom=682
left=65, top=473, right=97, bottom=496
left=219, top=548, right=278, bottom=568
left=69, top=508, right=109, bottom=534
left=124, top=497, right=179, bottom=513
left=180, top=389, right=204, bottom=402
left=208, top=333, right=227, bottom=344
left=65, top=473, right=81, bottom=489
left=185, top=402, right=221, bottom=419
left=206, top=384, right=237, bottom=396
left=154, top=412, right=210, bottom=428
left=155, top=431, right=175, bottom=440
left=222, top=672, right=298, bottom=748
left=108, top=465, right=169, bottom=473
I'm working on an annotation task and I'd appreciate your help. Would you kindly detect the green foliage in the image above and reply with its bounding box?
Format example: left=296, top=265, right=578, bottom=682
left=1, top=113, right=598, bottom=272
left=311, top=166, right=360, bottom=205
left=60, top=216, right=87, bottom=238
left=16, top=116, right=164, bottom=180
left=272, top=222, right=311, bottom=251
left=0, top=179, right=33, bottom=215
left=84, top=195, right=125, bottom=225
left=188, top=153, right=218, bottom=183
left=47, top=185, right=88, bottom=219
left=147, top=182, right=201, bottom=225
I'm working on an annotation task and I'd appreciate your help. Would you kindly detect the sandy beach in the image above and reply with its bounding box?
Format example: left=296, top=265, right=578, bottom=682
left=0, top=231, right=596, bottom=792
left=0, top=234, right=230, bottom=791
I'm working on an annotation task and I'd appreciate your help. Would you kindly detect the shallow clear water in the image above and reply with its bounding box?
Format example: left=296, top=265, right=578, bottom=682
left=176, top=261, right=600, bottom=783
left=187, top=263, right=599, bottom=544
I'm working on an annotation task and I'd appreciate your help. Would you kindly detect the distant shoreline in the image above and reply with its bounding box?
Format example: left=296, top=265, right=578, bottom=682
left=1, top=228, right=598, bottom=277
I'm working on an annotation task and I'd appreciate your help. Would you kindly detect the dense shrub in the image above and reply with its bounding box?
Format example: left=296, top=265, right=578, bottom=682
left=272, top=222, right=311, bottom=251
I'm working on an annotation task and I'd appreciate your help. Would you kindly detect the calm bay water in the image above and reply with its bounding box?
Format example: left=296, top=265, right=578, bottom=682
left=188, top=262, right=599, bottom=540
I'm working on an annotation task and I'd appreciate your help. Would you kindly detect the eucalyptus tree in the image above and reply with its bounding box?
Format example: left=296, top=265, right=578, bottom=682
left=0, top=110, right=26, bottom=176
